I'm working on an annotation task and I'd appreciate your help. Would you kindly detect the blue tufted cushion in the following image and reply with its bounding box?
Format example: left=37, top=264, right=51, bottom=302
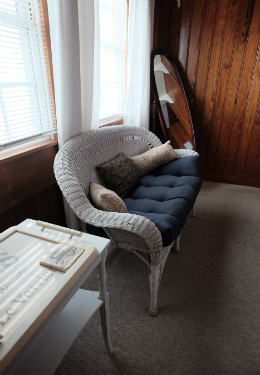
left=123, top=155, right=202, bottom=246
left=86, top=155, right=203, bottom=246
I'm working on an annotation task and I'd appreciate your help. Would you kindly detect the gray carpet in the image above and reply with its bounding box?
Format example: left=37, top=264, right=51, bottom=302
left=55, top=181, right=260, bottom=375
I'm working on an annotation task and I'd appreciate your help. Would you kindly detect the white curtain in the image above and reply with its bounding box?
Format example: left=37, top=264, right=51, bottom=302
left=47, top=0, right=100, bottom=229
left=124, top=0, right=155, bottom=130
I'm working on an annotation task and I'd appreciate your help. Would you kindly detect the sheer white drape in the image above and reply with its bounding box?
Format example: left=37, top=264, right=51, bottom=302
left=124, top=0, right=155, bottom=130
left=47, top=0, right=100, bottom=229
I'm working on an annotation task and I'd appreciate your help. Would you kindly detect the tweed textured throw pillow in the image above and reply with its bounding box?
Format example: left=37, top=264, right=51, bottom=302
left=89, top=181, right=127, bottom=213
left=96, top=153, right=140, bottom=198
left=130, top=141, right=180, bottom=176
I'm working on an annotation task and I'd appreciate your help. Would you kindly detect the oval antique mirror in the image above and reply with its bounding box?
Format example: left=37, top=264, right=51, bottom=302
left=151, top=49, right=196, bottom=150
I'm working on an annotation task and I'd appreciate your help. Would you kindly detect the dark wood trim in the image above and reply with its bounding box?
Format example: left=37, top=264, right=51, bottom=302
left=203, top=171, right=260, bottom=188
left=39, top=0, right=57, bottom=126
left=0, top=140, right=57, bottom=163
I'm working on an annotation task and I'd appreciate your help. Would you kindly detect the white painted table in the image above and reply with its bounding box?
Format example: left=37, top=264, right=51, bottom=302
left=1, top=219, right=113, bottom=375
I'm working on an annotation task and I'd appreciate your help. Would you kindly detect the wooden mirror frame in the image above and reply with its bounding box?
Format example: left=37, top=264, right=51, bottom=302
left=150, top=48, right=196, bottom=150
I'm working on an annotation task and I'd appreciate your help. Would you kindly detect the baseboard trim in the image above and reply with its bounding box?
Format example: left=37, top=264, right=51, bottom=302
left=202, top=171, right=260, bottom=188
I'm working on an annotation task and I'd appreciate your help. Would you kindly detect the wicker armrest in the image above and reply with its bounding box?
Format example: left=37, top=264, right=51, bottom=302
left=54, top=159, right=163, bottom=265
left=76, top=200, right=162, bottom=266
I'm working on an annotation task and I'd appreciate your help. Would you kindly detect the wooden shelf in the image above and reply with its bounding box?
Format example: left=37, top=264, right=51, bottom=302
left=8, top=290, right=103, bottom=375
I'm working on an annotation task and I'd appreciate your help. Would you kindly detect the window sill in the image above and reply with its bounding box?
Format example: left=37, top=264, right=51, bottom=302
left=0, top=139, right=58, bottom=164
left=99, top=116, right=124, bottom=128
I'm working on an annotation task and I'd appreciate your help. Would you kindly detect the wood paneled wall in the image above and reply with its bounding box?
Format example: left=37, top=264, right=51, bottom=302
left=0, top=184, right=66, bottom=233
left=0, top=144, right=66, bottom=233
left=153, top=0, right=260, bottom=187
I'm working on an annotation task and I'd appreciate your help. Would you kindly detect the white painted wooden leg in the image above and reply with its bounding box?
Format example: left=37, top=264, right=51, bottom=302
left=98, top=250, right=113, bottom=354
left=99, top=294, right=113, bottom=355
left=148, top=264, right=160, bottom=317
left=190, top=204, right=195, bottom=217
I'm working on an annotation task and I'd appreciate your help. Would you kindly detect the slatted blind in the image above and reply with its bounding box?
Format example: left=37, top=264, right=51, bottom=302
left=99, top=0, right=127, bottom=123
left=0, top=0, right=56, bottom=150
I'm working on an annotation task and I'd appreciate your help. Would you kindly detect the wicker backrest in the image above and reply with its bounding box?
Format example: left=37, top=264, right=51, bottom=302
left=54, top=126, right=161, bottom=197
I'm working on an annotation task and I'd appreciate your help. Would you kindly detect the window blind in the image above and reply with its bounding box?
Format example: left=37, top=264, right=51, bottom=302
left=99, top=0, right=127, bottom=123
left=0, top=0, right=56, bottom=150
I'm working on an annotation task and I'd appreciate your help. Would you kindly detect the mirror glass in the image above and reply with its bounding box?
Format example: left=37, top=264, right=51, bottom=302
left=152, top=53, right=195, bottom=150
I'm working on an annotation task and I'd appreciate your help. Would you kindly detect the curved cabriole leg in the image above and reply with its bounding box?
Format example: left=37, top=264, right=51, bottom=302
left=148, top=264, right=160, bottom=316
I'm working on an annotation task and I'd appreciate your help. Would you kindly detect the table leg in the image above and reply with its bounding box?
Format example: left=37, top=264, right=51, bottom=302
left=98, top=250, right=113, bottom=355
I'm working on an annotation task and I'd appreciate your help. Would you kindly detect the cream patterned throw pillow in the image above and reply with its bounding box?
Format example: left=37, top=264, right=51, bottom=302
left=89, top=181, right=127, bottom=213
left=130, top=141, right=180, bottom=176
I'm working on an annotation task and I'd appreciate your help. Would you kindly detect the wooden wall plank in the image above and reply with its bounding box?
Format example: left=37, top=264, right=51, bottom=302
left=47, top=184, right=67, bottom=227
left=234, top=5, right=260, bottom=172
left=237, top=61, right=260, bottom=173
left=0, top=145, right=57, bottom=214
left=186, top=0, right=205, bottom=98
left=0, top=207, right=18, bottom=233
left=153, top=0, right=161, bottom=50
left=245, top=97, right=260, bottom=173
left=225, top=0, right=259, bottom=172
left=245, top=125, right=260, bottom=174
left=253, top=127, right=260, bottom=175
left=167, top=2, right=181, bottom=56
left=155, top=0, right=172, bottom=50
left=15, top=199, right=36, bottom=225
left=0, top=184, right=66, bottom=233
left=178, top=0, right=193, bottom=74
left=205, top=0, right=243, bottom=171
left=199, top=0, right=229, bottom=161
left=215, top=0, right=255, bottom=172
left=193, top=0, right=218, bottom=150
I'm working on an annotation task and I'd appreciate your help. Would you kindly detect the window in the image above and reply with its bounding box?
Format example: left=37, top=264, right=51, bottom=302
left=0, top=0, right=56, bottom=151
left=99, top=0, right=128, bottom=124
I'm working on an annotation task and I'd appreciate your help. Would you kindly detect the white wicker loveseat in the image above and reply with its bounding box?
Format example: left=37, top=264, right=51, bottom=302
left=54, top=125, right=201, bottom=316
